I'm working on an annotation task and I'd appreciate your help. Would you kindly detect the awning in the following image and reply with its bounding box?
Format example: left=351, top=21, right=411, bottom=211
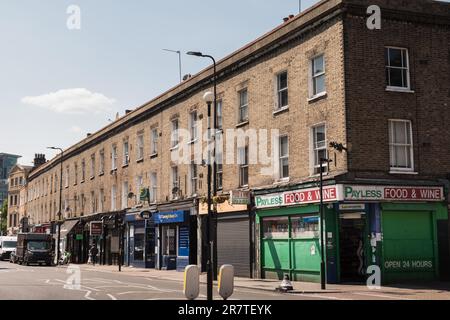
left=57, top=220, right=79, bottom=239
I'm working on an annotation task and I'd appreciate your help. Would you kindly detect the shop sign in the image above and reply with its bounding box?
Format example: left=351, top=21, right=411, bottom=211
left=154, top=211, right=185, bottom=224
left=339, top=204, right=366, bottom=211
left=255, top=185, right=341, bottom=209
left=384, top=260, right=434, bottom=271
left=344, top=185, right=444, bottom=202
left=230, top=190, right=250, bottom=205
left=90, top=222, right=103, bottom=236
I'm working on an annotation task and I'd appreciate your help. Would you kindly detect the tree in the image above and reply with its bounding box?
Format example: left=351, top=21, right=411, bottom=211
left=1, top=199, right=7, bottom=235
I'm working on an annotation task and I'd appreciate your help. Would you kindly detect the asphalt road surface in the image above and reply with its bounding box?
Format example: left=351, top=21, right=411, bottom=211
left=0, top=261, right=302, bottom=300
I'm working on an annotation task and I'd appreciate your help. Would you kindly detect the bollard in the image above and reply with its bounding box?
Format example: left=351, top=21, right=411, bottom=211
left=278, top=274, right=294, bottom=292
left=218, top=265, right=234, bottom=300
left=184, top=265, right=200, bottom=300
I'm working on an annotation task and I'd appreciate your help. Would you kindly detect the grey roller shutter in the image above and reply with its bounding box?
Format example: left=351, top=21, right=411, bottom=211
left=217, top=218, right=250, bottom=278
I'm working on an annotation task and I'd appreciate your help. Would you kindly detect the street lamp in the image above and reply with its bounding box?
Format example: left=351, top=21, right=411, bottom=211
left=47, top=146, right=64, bottom=265
left=203, top=91, right=214, bottom=301
left=163, top=49, right=182, bottom=83
left=187, top=51, right=219, bottom=279
left=318, top=157, right=332, bottom=290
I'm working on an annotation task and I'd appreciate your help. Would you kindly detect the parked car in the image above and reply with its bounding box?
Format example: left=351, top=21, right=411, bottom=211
left=0, top=236, right=18, bottom=261
left=16, top=233, right=54, bottom=266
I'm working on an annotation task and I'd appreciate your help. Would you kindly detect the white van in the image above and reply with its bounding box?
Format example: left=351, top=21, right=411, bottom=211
left=0, top=236, right=18, bottom=261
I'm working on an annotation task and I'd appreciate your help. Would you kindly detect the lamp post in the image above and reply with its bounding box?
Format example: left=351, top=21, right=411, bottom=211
left=0, top=210, right=3, bottom=236
left=163, top=49, right=183, bottom=83
left=318, top=158, right=330, bottom=290
left=187, top=51, right=219, bottom=280
left=202, top=91, right=214, bottom=301
left=48, top=147, right=64, bottom=265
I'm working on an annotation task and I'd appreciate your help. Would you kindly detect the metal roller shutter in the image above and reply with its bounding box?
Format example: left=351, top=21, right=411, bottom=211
left=217, top=218, right=250, bottom=278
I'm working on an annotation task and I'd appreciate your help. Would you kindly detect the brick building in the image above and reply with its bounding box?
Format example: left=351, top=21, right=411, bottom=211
left=6, top=164, right=32, bottom=235
left=21, top=0, right=449, bottom=283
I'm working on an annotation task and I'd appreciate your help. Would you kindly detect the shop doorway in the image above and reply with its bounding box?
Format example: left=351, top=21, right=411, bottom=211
left=339, top=213, right=366, bottom=282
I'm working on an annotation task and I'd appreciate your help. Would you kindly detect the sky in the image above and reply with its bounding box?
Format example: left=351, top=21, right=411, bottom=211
left=0, top=0, right=322, bottom=165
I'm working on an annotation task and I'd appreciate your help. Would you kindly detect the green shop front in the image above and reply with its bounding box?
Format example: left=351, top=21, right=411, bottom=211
left=255, top=184, right=448, bottom=284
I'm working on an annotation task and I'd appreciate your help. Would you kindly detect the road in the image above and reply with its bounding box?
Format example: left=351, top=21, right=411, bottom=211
left=0, top=261, right=301, bottom=300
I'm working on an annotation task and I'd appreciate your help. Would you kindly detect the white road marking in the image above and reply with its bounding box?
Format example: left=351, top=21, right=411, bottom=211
left=107, top=294, right=117, bottom=300
left=294, top=293, right=352, bottom=300
left=84, top=291, right=95, bottom=300
left=352, top=292, right=413, bottom=300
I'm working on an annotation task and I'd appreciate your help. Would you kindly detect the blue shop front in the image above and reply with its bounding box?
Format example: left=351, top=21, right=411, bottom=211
left=154, top=210, right=197, bottom=272
left=125, top=211, right=156, bottom=269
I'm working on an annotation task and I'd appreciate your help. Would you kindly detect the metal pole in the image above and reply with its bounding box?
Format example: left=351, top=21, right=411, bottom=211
left=57, top=149, right=64, bottom=265
left=206, top=100, right=213, bottom=301
left=163, top=49, right=182, bottom=83
left=319, top=158, right=326, bottom=290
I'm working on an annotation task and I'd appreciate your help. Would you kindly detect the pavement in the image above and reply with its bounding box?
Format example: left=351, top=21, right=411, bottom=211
left=78, top=263, right=450, bottom=300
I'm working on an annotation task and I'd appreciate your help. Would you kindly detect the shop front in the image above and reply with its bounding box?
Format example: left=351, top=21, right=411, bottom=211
left=199, top=193, right=252, bottom=278
left=255, top=183, right=448, bottom=284
left=125, top=210, right=156, bottom=269
left=154, top=208, right=197, bottom=272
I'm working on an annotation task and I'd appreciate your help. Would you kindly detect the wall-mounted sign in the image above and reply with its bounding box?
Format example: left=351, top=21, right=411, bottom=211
left=339, top=204, right=366, bottom=211
left=230, top=190, right=250, bottom=205
left=343, top=185, right=444, bottom=202
left=90, top=222, right=103, bottom=236
left=255, top=185, right=341, bottom=209
left=154, top=211, right=185, bottom=224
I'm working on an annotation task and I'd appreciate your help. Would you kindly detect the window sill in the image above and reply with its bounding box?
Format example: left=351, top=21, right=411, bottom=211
left=170, top=145, right=179, bottom=152
left=122, top=164, right=129, bottom=168
left=389, top=171, right=418, bottom=175
left=274, top=178, right=290, bottom=184
left=99, top=172, right=105, bottom=177
left=136, top=158, right=144, bottom=164
left=386, top=87, right=415, bottom=94
left=90, top=176, right=95, bottom=181
left=80, top=180, right=85, bottom=184
left=273, top=106, right=289, bottom=116
left=110, top=169, right=117, bottom=174
left=150, top=153, right=158, bottom=159
left=236, top=121, right=249, bottom=128
left=308, top=92, right=327, bottom=103
left=188, top=139, right=198, bottom=145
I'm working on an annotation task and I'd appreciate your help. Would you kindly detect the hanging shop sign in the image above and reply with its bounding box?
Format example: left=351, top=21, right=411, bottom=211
left=90, top=222, right=103, bottom=236
left=255, top=185, right=341, bottom=209
left=343, top=185, right=444, bottom=202
left=230, top=190, right=251, bottom=205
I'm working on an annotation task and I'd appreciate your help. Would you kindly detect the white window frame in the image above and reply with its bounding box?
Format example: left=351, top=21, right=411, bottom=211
left=171, top=166, right=179, bottom=199
left=122, top=181, right=129, bottom=209
left=171, top=119, right=179, bottom=149
left=309, top=54, right=326, bottom=98
left=123, top=140, right=130, bottom=166
left=111, top=185, right=117, bottom=211
left=238, top=89, right=249, bottom=124
left=150, top=172, right=158, bottom=203
left=90, top=154, right=95, bottom=178
left=189, top=110, right=198, bottom=142
left=216, top=100, right=223, bottom=131
left=279, top=135, right=289, bottom=180
left=137, top=133, right=144, bottom=160
left=388, top=119, right=414, bottom=172
left=99, top=149, right=105, bottom=174
left=238, top=146, right=249, bottom=187
left=311, top=124, right=328, bottom=176
left=385, top=47, right=411, bottom=91
left=99, top=189, right=104, bottom=213
left=111, top=145, right=117, bottom=170
left=190, top=162, right=198, bottom=196
left=151, top=128, right=159, bottom=155
left=276, top=71, right=289, bottom=110
left=216, top=152, right=223, bottom=191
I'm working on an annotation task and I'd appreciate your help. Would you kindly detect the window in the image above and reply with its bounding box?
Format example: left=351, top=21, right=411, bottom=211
left=99, top=149, right=105, bottom=174
left=291, top=216, right=320, bottom=239
left=99, top=189, right=104, bottom=213
left=171, top=119, right=179, bottom=148
left=65, top=166, right=69, bottom=187
left=122, top=181, right=129, bottom=209
left=389, top=120, right=414, bottom=171
left=190, top=111, right=198, bottom=142
left=385, top=47, right=410, bottom=89
left=171, top=166, right=179, bottom=199
left=90, top=154, right=95, bottom=178
left=151, top=128, right=159, bottom=155
left=136, top=175, right=143, bottom=203
left=81, top=159, right=86, bottom=182
left=111, top=185, right=117, bottom=211
left=74, top=163, right=78, bottom=185
left=276, top=71, right=289, bottom=109
left=137, top=133, right=144, bottom=160
left=91, top=191, right=96, bottom=213
left=263, top=217, right=289, bottom=239
left=216, top=100, right=223, bottom=130
left=311, top=55, right=326, bottom=97
left=238, top=89, right=248, bottom=123
left=123, top=140, right=130, bottom=166
left=150, top=172, right=157, bottom=203
left=312, top=124, right=328, bottom=175
left=279, top=136, right=289, bottom=179
left=216, top=152, right=223, bottom=191
left=112, top=145, right=118, bottom=170
left=190, top=162, right=198, bottom=195
left=238, top=146, right=249, bottom=187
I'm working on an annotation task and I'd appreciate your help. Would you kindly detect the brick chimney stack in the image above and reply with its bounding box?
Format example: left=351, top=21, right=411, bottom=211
left=33, top=154, right=46, bottom=168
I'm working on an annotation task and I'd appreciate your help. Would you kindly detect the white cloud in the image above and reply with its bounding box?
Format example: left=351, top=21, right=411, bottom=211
left=69, top=125, right=83, bottom=134
left=21, top=88, right=116, bottom=114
